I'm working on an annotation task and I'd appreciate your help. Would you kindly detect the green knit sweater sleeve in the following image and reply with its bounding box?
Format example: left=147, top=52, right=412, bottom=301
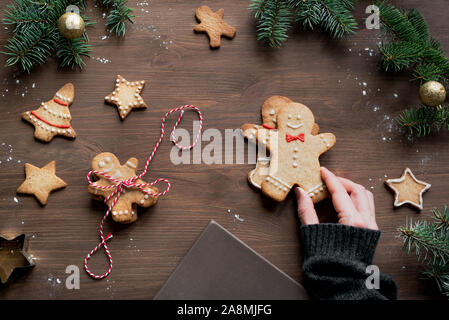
left=300, top=223, right=397, bottom=300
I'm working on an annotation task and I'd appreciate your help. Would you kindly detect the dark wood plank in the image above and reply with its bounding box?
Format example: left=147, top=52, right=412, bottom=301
left=0, top=0, right=447, bottom=299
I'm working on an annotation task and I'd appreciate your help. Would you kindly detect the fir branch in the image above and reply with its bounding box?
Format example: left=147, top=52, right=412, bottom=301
left=398, top=216, right=449, bottom=265
left=422, top=264, right=449, bottom=296
left=55, top=33, right=90, bottom=69
left=249, top=0, right=270, bottom=19
left=255, top=0, right=291, bottom=48
left=319, top=0, right=358, bottom=38
left=377, top=1, right=449, bottom=83
left=294, top=0, right=321, bottom=30
left=2, top=0, right=128, bottom=73
left=250, top=0, right=358, bottom=47
left=396, top=105, right=449, bottom=136
left=103, top=0, right=134, bottom=37
left=433, top=206, right=449, bottom=233
left=378, top=41, right=424, bottom=72
left=2, top=23, right=55, bottom=73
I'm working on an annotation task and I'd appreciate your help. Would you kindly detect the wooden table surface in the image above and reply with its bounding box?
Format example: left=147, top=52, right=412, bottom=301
left=0, top=0, right=447, bottom=300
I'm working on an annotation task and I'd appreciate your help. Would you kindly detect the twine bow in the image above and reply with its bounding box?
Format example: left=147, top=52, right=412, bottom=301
left=84, top=105, right=203, bottom=279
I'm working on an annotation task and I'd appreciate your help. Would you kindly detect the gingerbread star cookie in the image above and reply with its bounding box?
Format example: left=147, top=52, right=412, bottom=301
left=105, top=75, right=148, bottom=119
left=194, top=6, right=236, bottom=48
left=88, top=152, right=158, bottom=224
left=385, top=168, right=431, bottom=210
left=17, top=161, right=67, bottom=205
left=21, top=83, right=76, bottom=142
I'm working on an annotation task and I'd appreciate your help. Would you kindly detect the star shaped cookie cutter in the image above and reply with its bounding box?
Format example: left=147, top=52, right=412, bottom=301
left=0, top=234, right=35, bottom=285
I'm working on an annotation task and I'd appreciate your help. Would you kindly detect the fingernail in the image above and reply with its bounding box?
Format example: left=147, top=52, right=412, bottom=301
left=295, top=187, right=301, bottom=199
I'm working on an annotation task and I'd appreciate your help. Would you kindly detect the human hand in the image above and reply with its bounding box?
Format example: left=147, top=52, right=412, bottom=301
left=295, top=167, right=378, bottom=230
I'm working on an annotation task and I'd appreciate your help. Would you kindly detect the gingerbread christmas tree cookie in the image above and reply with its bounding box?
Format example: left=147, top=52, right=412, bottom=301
left=21, top=83, right=76, bottom=142
left=105, top=75, right=148, bottom=120
left=17, top=161, right=67, bottom=205
left=385, top=168, right=431, bottom=210
left=194, top=6, right=236, bottom=48
left=242, top=99, right=335, bottom=203
left=88, top=152, right=158, bottom=224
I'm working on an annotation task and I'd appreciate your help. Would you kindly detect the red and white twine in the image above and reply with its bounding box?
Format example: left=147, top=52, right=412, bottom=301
left=84, top=105, right=203, bottom=279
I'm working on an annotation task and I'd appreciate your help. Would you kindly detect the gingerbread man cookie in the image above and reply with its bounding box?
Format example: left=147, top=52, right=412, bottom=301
left=194, top=6, right=236, bottom=48
left=247, top=96, right=320, bottom=190
left=242, top=100, right=335, bottom=202
left=88, top=152, right=158, bottom=224
left=21, top=83, right=76, bottom=142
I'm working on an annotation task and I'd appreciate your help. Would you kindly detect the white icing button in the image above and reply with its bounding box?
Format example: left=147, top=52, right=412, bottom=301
left=67, top=129, right=71, bottom=134
left=98, top=161, right=105, bottom=168
left=124, top=210, right=128, bottom=214
left=283, top=187, right=288, bottom=191
left=51, top=128, right=55, bottom=132
left=293, top=155, right=297, bottom=160
left=309, top=193, right=314, bottom=197
left=269, top=109, right=275, bottom=115
left=297, top=114, right=301, bottom=119
left=294, top=148, right=299, bottom=152
left=140, top=199, right=144, bottom=204
left=265, top=177, right=270, bottom=182
left=105, top=157, right=111, bottom=163
left=113, top=211, right=117, bottom=216
left=119, top=210, right=123, bottom=215
left=144, top=194, right=149, bottom=199
left=132, top=211, right=135, bottom=215
left=314, top=190, right=319, bottom=194
left=292, top=162, right=298, bottom=168
left=288, top=114, right=292, bottom=119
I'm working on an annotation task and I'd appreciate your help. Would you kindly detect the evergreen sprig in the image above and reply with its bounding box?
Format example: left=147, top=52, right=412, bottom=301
left=377, top=1, right=449, bottom=136
left=398, top=207, right=449, bottom=296
left=249, top=0, right=358, bottom=47
left=396, top=105, right=449, bottom=136
left=2, top=0, right=134, bottom=73
left=105, top=0, right=134, bottom=37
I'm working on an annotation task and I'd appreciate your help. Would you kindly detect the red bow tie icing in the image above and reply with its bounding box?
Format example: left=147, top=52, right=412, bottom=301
left=286, top=133, right=305, bottom=143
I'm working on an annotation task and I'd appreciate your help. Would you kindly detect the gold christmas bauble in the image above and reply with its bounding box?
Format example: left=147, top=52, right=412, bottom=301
left=58, top=12, right=85, bottom=39
left=419, top=81, right=446, bottom=107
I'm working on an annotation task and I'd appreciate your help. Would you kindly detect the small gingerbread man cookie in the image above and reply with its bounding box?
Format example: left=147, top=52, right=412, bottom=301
left=247, top=96, right=320, bottom=189
left=242, top=100, right=335, bottom=202
left=21, top=83, right=76, bottom=142
left=194, top=6, right=236, bottom=48
left=88, top=152, right=158, bottom=224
